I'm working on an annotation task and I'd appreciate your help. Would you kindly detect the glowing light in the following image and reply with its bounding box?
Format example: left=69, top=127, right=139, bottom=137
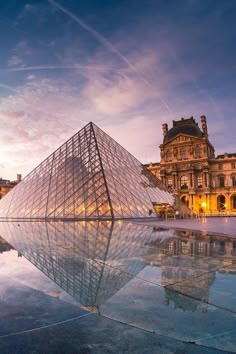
left=201, top=202, right=207, bottom=208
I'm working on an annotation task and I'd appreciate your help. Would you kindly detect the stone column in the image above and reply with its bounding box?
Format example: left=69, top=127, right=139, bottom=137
left=204, top=172, right=207, bottom=187
left=189, top=173, right=193, bottom=188
left=191, top=194, right=194, bottom=211
left=206, top=172, right=210, bottom=187
left=172, top=173, right=176, bottom=189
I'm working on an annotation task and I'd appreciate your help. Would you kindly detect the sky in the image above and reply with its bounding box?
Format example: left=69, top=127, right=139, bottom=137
left=0, top=0, right=235, bottom=180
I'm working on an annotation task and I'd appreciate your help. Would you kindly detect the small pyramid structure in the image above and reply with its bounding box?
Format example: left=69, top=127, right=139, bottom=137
left=0, top=122, right=174, bottom=219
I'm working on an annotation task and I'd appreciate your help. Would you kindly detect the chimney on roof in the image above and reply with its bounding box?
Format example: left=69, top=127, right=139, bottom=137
left=162, top=123, right=168, bottom=137
left=201, top=115, right=208, bottom=137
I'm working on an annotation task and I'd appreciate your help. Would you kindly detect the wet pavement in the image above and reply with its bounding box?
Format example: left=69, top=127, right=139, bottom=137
left=135, top=216, right=236, bottom=237
left=0, top=219, right=235, bottom=353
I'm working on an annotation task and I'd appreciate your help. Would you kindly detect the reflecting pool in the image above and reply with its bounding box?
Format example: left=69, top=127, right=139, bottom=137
left=0, top=221, right=235, bottom=353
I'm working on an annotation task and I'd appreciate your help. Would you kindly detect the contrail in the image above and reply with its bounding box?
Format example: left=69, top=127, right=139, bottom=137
left=0, top=83, right=18, bottom=93
left=6, top=64, right=108, bottom=72
left=48, top=0, right=136, bottom=71
left=48, top=0, right=172, bottom=113
left=4, top=64, right=129, bottom=80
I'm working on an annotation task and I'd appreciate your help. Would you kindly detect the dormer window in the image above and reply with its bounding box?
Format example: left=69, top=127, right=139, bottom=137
left=165, top=150, right=172, bottom=162
left=194, top=145, right=201, bottom=158
left=180, top=147, right=186, bottom=160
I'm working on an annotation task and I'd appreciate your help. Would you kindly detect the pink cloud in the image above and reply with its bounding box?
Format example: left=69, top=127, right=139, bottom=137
left=0, top=40, right=233, bottom=180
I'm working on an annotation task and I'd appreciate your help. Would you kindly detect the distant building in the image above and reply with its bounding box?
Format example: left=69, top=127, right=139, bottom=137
left=0, top=236, right=14, bottom=253
left=146, top=116, right=236, bottom=215
left=0, top=174, right=22, bottom=199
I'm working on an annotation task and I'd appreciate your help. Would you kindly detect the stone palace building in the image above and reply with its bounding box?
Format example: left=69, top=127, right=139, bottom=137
left=147, top=116, right=236, bottom=215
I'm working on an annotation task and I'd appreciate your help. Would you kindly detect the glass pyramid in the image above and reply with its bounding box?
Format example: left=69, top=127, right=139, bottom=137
left=0, top=122, right=174, bottom=219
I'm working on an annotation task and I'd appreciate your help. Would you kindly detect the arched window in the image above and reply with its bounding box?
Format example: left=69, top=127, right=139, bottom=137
left=194, top=145, right=201, bottom=158
left=197, top=175, right=203, bottom=188
left=232, top=175, right=236, bottom=187
left=165, top=150, right=172, bottom=162
left=181, top=195, right=189, bottom=206
left=180, top=147, right=186, bottom=160
left=217, top=195, right=226, bottom=211
left=231, top=195, right=236, bottom=210
left=180, top=175, right=188, bottom=189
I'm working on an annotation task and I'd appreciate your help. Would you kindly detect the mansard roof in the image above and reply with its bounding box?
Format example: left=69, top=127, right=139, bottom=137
left=216, top=153, right=236, bottom=159
left=163, top=117, right=203, bottom=144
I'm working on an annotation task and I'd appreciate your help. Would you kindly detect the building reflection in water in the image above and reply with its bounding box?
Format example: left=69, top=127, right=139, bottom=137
left=151, top=229, right=236, bottom=311
left=0, top=222, right=235, bottom=311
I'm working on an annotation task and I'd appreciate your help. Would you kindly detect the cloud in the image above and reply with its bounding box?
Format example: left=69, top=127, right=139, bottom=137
left=0, top=34, right=234, bottom=181
left=1, top=0, right=235, bottom=179
left=24, top=3, right=36, bottom=13
left=27, top=74, right=36, bottom=80
left=6, top=40, right=32, bottom=68
left=48, top=0, right=172, bottom=113
left=0, top=46, right=168, bottom=179
left=7, top=55, right=24, bottom=67
left=15, top=40, right=32, bottom=55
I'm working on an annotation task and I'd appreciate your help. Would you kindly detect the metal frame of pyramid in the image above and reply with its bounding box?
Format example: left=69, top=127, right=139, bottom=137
left=0, top=122, right=174, bottom=219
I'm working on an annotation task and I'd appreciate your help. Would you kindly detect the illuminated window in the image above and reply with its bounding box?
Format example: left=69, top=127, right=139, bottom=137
left=180, top=175, right=188, bottom=189
left=232, top=196, right=236, bottom=209
left=217, top=194, right=226, bottom=211
left=197, top=175, right=203, bottom=188
left=180, top=147, right=186, bottom=160
left=167, top=177, right=173, bottom=190
left=194, top=145, right=201, bottom=158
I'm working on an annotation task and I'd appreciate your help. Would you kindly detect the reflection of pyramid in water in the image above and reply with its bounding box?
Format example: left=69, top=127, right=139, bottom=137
left=0, top=221, right=168, bottom=306
left=0, top=122, right=173, bottom=219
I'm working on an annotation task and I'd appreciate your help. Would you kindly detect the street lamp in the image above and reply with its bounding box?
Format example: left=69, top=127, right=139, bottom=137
left=201, top=201, right=207, bottom=217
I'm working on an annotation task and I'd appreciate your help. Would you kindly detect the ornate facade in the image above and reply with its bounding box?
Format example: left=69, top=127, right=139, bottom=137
left=147, top=116, right=236, bottom=215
